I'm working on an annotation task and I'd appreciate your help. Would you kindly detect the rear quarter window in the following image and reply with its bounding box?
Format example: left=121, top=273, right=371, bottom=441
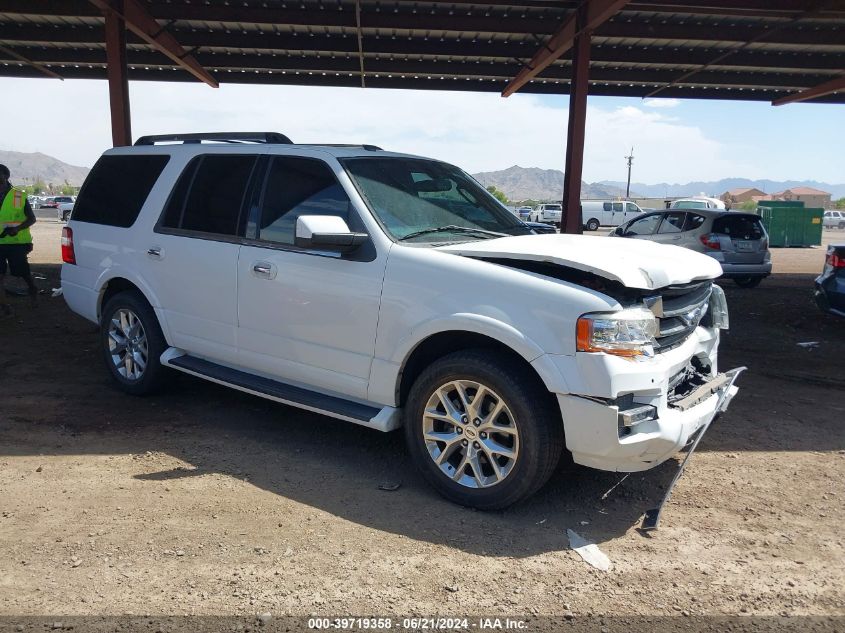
left=73, top=155, right=170, bottom=228
left=712, top=215, right=764, bottom=240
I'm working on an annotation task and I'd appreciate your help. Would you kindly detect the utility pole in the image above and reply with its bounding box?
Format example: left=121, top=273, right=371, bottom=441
left=625, top=146, right=634, bottom=198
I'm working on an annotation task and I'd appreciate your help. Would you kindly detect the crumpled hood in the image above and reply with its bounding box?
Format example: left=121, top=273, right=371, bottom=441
left=437, top=234, right=723, bottom=290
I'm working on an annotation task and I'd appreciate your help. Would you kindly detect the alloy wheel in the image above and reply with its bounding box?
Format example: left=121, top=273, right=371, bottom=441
left=107, top=308, right=148, bottom=381
left=422, top=380, right=520, bottom=488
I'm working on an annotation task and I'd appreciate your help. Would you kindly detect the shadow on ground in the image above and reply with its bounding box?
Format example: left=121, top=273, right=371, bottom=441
left=2, top=265, right=843, bottom=556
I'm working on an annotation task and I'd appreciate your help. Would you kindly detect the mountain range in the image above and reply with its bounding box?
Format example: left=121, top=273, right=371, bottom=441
left=473, top=166, right=630, bottom=202
left=474, top=165, right=845, bottom=202
left=0, top=150, right=90, bottom=188
left=598, top=178, right=845, bottom=200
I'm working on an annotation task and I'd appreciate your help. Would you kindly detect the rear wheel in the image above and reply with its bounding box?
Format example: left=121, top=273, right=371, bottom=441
left=734, top=276, right=763, bottom=288
left=404, top=350, right=563, bottom=510
left=586, top=218, right=600, bottom=231
left=100, top=291, right=168, bottom=395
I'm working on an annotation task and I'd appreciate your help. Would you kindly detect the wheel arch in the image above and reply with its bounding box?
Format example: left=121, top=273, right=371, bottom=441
left=95, top=272, right=171, bottom=343
left=394, top=327, right=562, bottom=411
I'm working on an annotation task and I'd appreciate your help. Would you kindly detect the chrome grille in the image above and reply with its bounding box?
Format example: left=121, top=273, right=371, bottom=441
left=651, top=282, right=712, bottom=353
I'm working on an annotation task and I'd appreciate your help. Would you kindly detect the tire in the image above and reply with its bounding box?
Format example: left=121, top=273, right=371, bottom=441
left=838, top=222, right=845, bottom=230
left=586, top=218, right=600, bottom=231
left=403, top=349, right=564, bottom=510
left=100, top=290, right=168, bottom=395
left=733, top=276, right=763, bottom=289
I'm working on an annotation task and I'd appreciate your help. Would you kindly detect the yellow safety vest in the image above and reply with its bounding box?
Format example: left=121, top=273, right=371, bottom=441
left=0, top=188, right=32, bottom=245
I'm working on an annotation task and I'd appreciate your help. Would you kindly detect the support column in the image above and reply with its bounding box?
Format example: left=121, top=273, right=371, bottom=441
left=104, top=0, right=132, bottom=147
left=561, top=5, right=591, bottom=235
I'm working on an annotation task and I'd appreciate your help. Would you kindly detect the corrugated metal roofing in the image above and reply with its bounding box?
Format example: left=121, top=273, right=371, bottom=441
left=1, top=0, right=843, bottom=102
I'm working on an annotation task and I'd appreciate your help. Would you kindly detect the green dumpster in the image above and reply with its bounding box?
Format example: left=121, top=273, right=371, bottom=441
left=756, top=203, right=824, bottom=247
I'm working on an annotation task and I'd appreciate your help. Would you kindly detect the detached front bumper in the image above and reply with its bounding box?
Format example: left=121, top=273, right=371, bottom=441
left=539, top=326, right=740, bottom=472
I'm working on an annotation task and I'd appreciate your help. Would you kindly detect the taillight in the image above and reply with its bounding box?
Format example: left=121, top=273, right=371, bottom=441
left=828, top=252, right=845, bottom=268
left=61, top=226, right=76, bottom=264
left=699, top=233, right=721, bottom=250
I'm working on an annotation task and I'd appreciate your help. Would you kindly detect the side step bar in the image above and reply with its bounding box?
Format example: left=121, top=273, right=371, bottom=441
left=160, top=349, right=401, bottom=432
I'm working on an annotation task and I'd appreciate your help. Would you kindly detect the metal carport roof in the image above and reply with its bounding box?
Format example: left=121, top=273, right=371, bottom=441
left=2, top=0, right=843, bottom=232
left=1, top=0, right=844, bottom=104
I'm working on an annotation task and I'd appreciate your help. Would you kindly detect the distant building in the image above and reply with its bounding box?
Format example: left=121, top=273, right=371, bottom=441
left=770, top=187, right=832, bottom=209
left=721, top=187, right=766, bottom=207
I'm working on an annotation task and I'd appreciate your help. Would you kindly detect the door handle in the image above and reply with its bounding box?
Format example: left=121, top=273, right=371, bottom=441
left=147, top=247, right=162, bottom=259
left=252, top=261, right=275, bottom=279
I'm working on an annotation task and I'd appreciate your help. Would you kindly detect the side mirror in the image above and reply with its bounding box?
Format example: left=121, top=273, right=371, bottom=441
left=294, top=215, right=368, bottom=253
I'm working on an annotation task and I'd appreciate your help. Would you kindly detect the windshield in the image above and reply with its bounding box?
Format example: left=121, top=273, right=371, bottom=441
left=672, top=200, right=708, bottom=209
left=341, top=157, right=531, bottom=243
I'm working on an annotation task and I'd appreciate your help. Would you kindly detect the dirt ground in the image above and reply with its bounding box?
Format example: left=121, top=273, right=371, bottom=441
left=1, top=220, right=843, bottom=625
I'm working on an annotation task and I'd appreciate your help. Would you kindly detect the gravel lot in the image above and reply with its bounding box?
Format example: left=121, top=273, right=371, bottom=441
left=1, top=220, right=843, bottom=626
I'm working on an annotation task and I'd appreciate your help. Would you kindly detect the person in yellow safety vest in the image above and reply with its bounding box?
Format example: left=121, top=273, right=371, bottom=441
left=0, top=163, right=38, bottom=316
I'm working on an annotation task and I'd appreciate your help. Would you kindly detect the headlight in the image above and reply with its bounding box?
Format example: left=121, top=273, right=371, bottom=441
left=576, top=307, right=658, bottom=358
left=709, top=284, right=729, bottom=329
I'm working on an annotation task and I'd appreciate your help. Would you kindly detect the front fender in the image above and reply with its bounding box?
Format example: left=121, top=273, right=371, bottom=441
left=366, top=314, right=571, bottom=406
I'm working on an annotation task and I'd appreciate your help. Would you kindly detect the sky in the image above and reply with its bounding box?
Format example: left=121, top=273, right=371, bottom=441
left=1, top=76, right=843, bottom=185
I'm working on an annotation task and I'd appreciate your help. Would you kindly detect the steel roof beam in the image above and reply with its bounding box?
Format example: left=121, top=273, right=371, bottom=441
left=502, top=0, right=629, bottom=97
left=0, top=44, right=63, bottom=79
left=773, top=73, right=845, bottom=105
left=3, top=63, right=844, bottom=102
left=87, top=0, right=218, bottom=87
left=8, top=48, right=836, bottom=89
left=3, top=17, right=844, bottom=48
left=6, top=38, right=844, bottom=73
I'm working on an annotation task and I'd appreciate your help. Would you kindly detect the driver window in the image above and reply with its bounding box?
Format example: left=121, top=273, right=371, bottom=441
left=626, top=214, right=662, bottom=236
left=258, top=157, right=351, bottom=245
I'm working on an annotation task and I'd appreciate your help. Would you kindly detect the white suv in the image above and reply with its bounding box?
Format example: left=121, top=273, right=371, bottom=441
left=61, top=132, right=739, bottom=510
left=530, top=203, right=563, bottom=226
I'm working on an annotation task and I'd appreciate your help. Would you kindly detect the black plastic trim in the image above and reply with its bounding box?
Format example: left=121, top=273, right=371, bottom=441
left=168, top=355, right=380, bottom=422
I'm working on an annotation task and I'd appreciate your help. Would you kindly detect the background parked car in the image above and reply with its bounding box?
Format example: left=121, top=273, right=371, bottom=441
left=515, top=206, right=533, bottom=220
left=522, top=220, right=557, bottom=234
left=57, top=201, right=74, bottom=222
left=530, top=203, right=562, bottom=226
left=823, top=210, right=845, bottom=229
left=815, top=243, right=845, bottom=317
left=670, top=197, right=726, bottom=210
left=39, top=196, right=58, bottom=209
left=610, top=209, right=771, bottom=287
left=581, top=200, right=644, bottom=231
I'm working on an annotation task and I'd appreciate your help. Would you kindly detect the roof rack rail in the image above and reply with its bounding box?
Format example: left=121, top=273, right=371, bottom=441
left=134, top=132, right=293, bottom=146
left=309, top=143, right=383, bottom=151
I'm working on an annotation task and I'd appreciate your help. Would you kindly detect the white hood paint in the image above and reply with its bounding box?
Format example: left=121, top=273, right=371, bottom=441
left=437, top=234, right=723, bottom=290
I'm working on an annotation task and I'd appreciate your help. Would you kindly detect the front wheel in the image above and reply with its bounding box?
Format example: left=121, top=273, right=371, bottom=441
left=586, top=218, right=600, bottom=231
left=100, top=291, right=168, bottom=395
left=733, top=276, right=763, bottom=288
left=404, top=350, right=564, bottom=510
left=839, top=222, right=845, bottom=229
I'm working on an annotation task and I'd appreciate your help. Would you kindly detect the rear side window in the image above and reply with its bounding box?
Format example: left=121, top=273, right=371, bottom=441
left=160, top=154, right=257, bottom=237
left=712, top=215, right=764, bottom=240
left=73, top=155, right=169, bottom=227
left=603, top=202, right=612, bottom=211
left=658, top=212, right=686, bottom=233
left=684, top=213, right=706, bottom=231
left=257, top=157, right=351, bottom=245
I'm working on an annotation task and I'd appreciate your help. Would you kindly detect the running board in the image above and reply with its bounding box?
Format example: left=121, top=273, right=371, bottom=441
left=160, top=348, right=401, bottom=432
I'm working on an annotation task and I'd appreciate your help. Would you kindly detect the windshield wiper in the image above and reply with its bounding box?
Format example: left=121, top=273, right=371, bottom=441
left=398, top=225, right=508, bottom=242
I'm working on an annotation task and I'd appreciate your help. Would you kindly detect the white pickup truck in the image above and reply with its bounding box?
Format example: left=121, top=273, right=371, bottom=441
left=61, top=133, right=740, bottom=510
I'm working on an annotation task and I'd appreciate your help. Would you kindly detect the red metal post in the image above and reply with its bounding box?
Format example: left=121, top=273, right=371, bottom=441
left=561, top=6, right=591, bottom=235
left=104, top=0, right=131, bottom=146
